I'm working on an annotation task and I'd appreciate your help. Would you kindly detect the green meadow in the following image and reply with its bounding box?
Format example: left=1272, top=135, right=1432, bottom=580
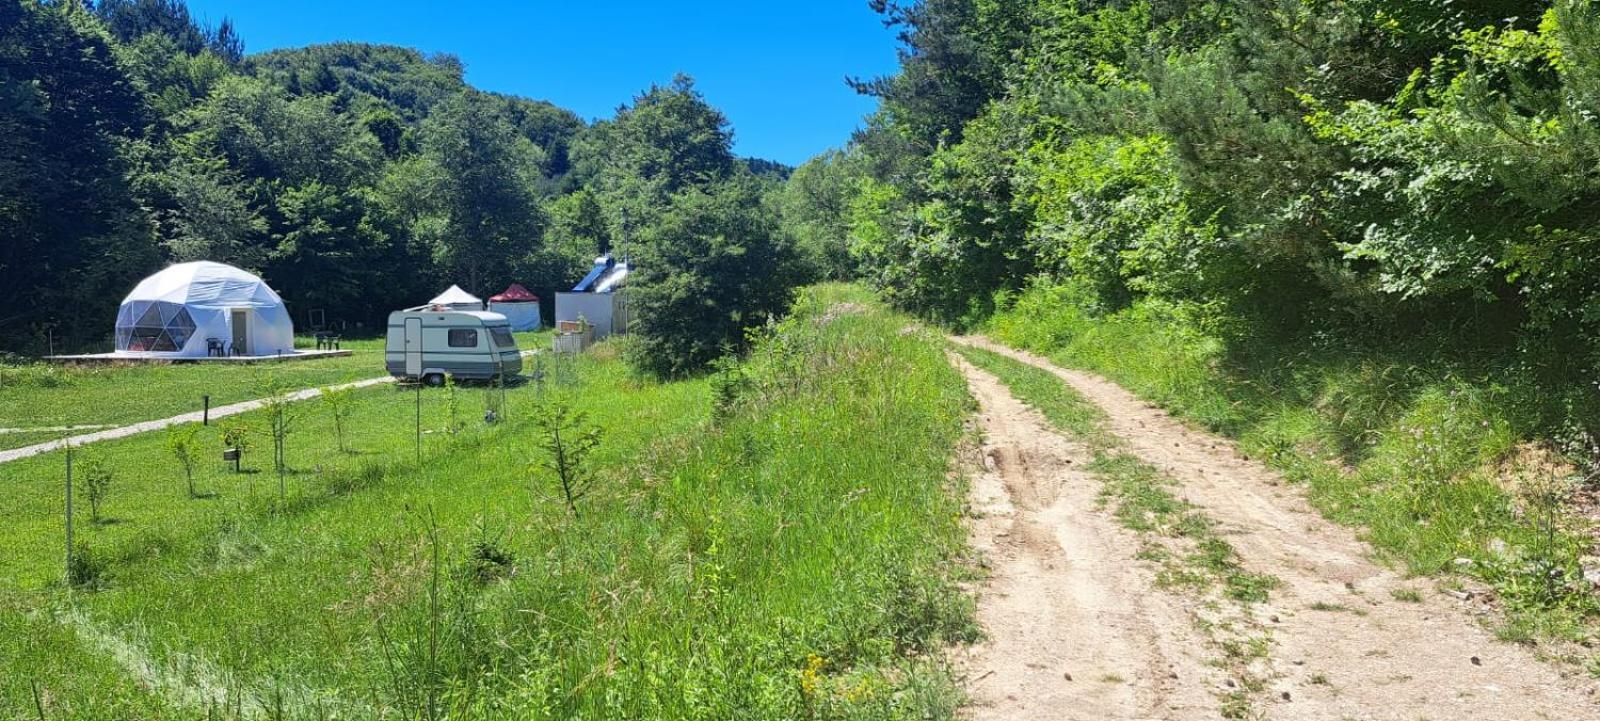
left=1, top=287, right=978, bottom=720
left=0, top=333, right=544, bottom=453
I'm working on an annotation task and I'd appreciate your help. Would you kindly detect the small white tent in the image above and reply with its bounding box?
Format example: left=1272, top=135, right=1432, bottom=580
left=428, top=285, right=483, bottom=311
left=115, top=261, right=295, bottom=357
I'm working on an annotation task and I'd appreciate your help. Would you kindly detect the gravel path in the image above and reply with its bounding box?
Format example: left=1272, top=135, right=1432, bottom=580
left=0, top=350, right=540, bottom=466
left=0, top=376, right=397, bottom=465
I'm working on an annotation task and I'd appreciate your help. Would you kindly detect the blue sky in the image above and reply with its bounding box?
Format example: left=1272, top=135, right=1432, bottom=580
left=183, top=1, right=902, bottom=166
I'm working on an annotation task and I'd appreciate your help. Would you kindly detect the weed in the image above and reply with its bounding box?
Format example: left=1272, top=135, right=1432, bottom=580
left=709, top=355, right=748, bottom=424
left=443, top=374, right=461, bottom=434
left=1390, top=587, right=1423, bottom=603
left=462, top=520, right=516, bottom=586
left=67, top=542, right=105, bottom=589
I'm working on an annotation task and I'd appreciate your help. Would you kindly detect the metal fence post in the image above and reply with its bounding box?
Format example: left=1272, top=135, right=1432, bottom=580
left=64, top=441, right=74, bottom=585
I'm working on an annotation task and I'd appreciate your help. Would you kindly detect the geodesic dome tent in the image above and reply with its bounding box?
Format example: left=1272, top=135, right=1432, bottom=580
left=114, top=261, right=295, bottom=357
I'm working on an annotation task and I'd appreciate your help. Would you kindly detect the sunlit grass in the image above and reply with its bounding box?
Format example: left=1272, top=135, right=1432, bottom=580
left=2, top=289, right=976, bottom=720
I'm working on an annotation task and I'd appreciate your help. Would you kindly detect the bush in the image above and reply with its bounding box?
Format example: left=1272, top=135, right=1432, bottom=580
left=627, top=176, right=799, bottom=377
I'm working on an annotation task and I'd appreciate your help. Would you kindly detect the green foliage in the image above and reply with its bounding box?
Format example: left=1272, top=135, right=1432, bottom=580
left=76, top=456, right=113, bottom=524
left=0, top=0, right=161, bottom=353
left=572, top=74, right=736, bottom=233
left=527, top=401, right=603, bottom=517
left=627, top=176, right=800, bottom=377
left=219, top=418, right=252, bottom=470
left=320, top=384, right=356, bottom=452
left=164, top=423, right=201, bottom=497
left=0, top=4, right=783, bottom=356
left=417, top=92, right=547, bottom=291
left=777, top=150, right=858, bottom=280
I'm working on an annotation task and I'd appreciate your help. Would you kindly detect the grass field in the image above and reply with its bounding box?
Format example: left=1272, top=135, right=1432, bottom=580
left=1, top=288, right=977, bottom=720
left=0, top=332, right=546, bottom=452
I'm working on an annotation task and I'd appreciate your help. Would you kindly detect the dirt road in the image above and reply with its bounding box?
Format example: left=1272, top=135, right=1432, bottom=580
left=953, top=353, right=1218, bottom=720
left=950, top=337, right=1598, bottom=720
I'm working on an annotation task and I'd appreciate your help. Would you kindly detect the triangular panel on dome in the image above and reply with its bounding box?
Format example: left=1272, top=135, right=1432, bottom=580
left=135, top=303, right=163, bottom=329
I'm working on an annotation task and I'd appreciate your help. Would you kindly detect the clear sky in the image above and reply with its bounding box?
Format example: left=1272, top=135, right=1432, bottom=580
left=182, top=1, right=901, bottom=166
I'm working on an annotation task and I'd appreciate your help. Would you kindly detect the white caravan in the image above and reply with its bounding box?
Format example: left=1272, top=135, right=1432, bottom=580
left=385, top=309, right=522, bottom=384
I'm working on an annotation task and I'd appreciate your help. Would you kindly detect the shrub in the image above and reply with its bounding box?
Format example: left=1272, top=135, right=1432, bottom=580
left=320, top=384, right=356, bottom=452
left=76, top=457, right=112, bottom=524
left=165, top=424, right=202, bottom=498
left=219, top=419, right=252, bottom=472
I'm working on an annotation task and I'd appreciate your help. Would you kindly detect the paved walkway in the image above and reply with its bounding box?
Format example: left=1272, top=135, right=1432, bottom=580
left=0, top=425, right=114, bottom=434
left=0, top=350, right=540, bottom=466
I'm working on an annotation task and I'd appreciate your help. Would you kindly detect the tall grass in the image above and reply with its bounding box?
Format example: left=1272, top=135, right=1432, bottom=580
left=3, top=286, right=977, bottom=720
left=986, top=279, right=1599, bottom=642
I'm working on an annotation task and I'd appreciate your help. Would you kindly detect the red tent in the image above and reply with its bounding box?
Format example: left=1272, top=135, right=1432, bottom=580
left=489, top=283, right=539, bottom=302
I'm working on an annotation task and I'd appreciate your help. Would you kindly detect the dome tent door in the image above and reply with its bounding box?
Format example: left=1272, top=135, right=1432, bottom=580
left=231, top=308, right=250, bottom=356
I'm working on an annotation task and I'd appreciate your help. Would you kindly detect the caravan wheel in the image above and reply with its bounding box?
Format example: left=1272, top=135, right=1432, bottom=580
left=423, top=373, right=446, bottom=387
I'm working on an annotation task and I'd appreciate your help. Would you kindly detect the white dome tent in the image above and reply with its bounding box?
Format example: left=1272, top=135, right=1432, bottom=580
left=114, top=261, right=295, bottom=358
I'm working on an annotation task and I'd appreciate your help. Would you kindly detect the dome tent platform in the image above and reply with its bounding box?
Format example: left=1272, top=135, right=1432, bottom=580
left=46, top=349, right=352, bottom=365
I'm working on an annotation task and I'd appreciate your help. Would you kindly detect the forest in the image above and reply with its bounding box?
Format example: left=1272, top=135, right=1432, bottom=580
left=779, top=0, right=1600, bottom=447
left=1, top=0, right=804, bottom=374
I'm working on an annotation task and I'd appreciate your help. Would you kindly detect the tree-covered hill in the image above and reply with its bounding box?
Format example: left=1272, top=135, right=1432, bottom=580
left=1, top=0, right=804, bottom=367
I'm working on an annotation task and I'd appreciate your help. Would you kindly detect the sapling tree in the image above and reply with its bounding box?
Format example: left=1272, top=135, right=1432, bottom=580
left=220, top=420, right=252, bottom=472
left=77, top=457, right=112, bottom=524
left=321, top=384, right=356, bottom=452
left=529, top=401, right=603, bottom=518
left=166, top=424, right=202, bottom=498
left=258, top=375, right=298, bottom=497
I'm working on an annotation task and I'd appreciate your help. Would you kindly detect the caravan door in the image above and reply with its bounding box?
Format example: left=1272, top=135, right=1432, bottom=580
left=404, top=317, right=423, bottom=377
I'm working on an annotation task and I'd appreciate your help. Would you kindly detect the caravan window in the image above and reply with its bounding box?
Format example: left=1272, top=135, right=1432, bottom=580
left=489, top=328, right=515, bottom=348
left=448, top=329, right=479, bottom=348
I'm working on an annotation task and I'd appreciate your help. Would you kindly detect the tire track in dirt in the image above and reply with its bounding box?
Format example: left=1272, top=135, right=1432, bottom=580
left=951, top=353, right=1219, bottom=720
left=953, top=335, right=1600, bottom=719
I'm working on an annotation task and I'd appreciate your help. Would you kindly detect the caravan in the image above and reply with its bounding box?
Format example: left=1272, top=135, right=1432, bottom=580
left=385, top=308, right=522, bottom=384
